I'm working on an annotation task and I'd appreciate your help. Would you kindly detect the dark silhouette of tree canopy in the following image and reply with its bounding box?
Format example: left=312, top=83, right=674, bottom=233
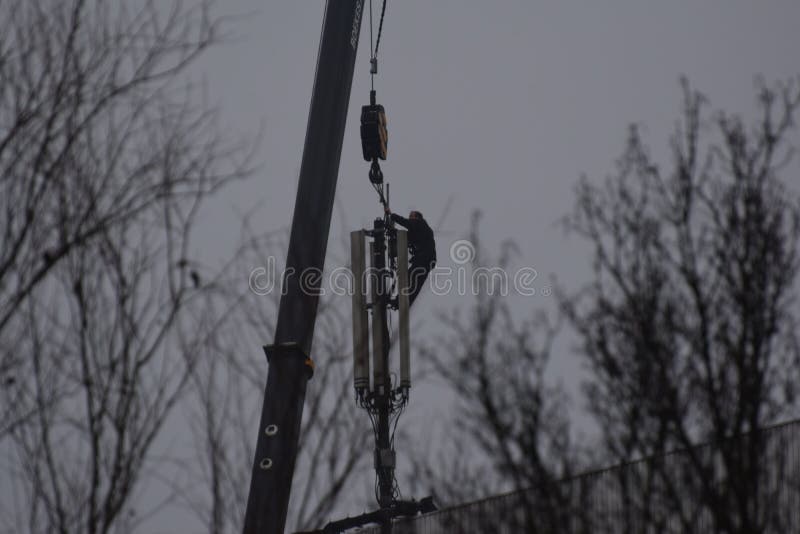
left=415, top=212, right=576, bottom=533
left=414, top=79, right=800, bottom=534
left=0, top=3, right=370, bottom=533
left=183, top=227, right=371, bottom=534
left=0, top=1, right=253, bottom=532
left=560, top=78, right=800, bottom=533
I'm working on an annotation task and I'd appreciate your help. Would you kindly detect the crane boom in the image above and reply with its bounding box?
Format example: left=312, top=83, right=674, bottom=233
left=242, top=2, right=365, bottom=532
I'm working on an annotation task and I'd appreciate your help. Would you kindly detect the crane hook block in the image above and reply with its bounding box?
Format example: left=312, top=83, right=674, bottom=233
left=360, top=103, right=388, bottom=161
left=369, top=160, right=384, bottom=185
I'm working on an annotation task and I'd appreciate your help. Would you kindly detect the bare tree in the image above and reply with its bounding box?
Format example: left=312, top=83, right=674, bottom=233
left=561, top=78, right=800, bottom=533
left=406, top=79, right=800, bottom=534
left=0, top=0, right=238, bottom=432
left=0, top=1, right=254, bottom=532
left=181, top=226, right=373, bottom=534
left=413, top=212, right=576, bottom=533
left=0, top=2, right=497, bottom=533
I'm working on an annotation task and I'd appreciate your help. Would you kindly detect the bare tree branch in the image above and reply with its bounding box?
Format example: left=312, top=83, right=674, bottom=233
left=561, top=78, right=800, bottom=533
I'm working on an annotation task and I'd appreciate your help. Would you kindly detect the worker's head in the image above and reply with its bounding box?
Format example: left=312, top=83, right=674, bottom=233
left=409, top=210, right=424, bottom=220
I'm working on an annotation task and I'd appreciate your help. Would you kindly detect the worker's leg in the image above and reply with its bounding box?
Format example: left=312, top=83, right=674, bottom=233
left=407, top=260, right=434, bottom=306
left=407, top=264, right=425, bottom=306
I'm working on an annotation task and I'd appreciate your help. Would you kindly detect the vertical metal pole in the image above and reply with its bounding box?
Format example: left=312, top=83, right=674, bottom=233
left=243, top=2, right=364, bottom=533
left=370, top=239, right=384, bottom=390
left=351, top=231, right=369, bottom=393
left=370, top=219, right=394, bottom=533
left=397, top=230, right=410, bottom=393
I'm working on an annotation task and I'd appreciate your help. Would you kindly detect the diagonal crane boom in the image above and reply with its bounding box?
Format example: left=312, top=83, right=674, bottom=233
left=243, top=2, right=365, bottom=532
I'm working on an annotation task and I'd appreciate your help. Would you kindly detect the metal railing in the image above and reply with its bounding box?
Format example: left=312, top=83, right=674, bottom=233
left=358, top=419, right=800, bottom=533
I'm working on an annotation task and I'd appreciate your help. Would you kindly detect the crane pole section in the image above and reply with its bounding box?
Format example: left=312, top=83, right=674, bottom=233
left=243, top=2, right=364, bottom=533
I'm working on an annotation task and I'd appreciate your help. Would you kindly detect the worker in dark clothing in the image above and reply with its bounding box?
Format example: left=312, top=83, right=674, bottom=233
left=385, top=207, right=436, bottom=306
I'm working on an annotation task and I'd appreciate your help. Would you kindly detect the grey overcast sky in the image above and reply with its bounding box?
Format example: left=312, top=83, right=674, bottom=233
left=163, top=0, right=799, bottom=530
left=193, top=0, right=800, bottom=396
left=196, top=0, right=799, bottom=314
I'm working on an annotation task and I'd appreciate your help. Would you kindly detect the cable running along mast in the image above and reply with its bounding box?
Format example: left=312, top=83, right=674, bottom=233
left=312, top=1, right=438, bottom=532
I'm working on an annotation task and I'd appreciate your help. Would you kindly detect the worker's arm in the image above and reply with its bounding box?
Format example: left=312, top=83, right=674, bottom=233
left=386, top=207, right=410, bottom=228
left=391, top=213, right=410, bottom=228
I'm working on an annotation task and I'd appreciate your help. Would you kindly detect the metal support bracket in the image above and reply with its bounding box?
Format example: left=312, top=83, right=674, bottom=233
left=264, top=342, right=314, bottom=380
left=295, top=497, right=438, bottom=534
